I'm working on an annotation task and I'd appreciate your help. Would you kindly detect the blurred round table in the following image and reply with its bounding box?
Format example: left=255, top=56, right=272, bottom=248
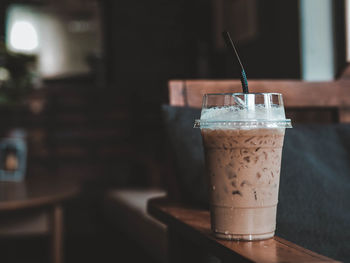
left=0, top=175, right=81, bottom=263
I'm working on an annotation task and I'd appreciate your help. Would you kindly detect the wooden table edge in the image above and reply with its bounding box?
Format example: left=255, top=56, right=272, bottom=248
left=147, top=197, right=339, bottom=263
left=273, top=236, right=336, bottom=262
left=0, top=188, right=80, bottom=212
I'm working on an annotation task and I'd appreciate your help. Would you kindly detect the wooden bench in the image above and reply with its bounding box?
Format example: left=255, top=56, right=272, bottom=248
left=147, top=77, right=348, bottom=262
left=105, top=76, right=349, bottom=262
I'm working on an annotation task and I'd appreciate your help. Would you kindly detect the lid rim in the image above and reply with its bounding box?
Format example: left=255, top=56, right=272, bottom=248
left=203, top=92, right=283, bottom=96
left=194, top=119, right=292, bottom=128
left=195, top=119, right=292, bottom=123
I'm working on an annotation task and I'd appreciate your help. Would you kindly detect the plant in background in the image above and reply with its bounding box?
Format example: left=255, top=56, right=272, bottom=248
left=0, top=41, right=39, bottom=106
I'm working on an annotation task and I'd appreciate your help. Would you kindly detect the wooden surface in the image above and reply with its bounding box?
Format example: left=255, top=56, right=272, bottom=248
left=0, top=175, right=81, bottom=263
left=0, top=175, right=80, bottom=211
left=169, top=79, right=350, bottom=108
left=168, top=69, right=350, bottom=123
left=168, top=77, right=350, bottom=123
left=148, top=197, right=339, bottom=263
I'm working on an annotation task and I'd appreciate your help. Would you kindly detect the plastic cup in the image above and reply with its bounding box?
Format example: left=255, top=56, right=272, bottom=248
left=194, top=93, right=292, bottom=240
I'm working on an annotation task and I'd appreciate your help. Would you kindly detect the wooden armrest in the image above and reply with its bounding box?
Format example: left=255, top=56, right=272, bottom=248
left=168, top=78, right=350, bottom=123
left=169, top=79, right=350, bottom=108
left=147, top=197, right=338, bottom=263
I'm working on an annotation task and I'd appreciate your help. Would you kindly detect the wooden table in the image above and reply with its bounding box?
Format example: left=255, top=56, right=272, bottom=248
left=0, top=175, right=81, bottom=263
left=148, top=197, right=339, bottom=263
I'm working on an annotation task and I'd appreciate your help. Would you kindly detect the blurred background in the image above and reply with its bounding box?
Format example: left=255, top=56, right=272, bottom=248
left=0, top=0, right=348, bottom=262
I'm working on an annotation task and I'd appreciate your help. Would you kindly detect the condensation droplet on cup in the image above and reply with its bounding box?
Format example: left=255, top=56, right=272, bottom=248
left=212, top=185, right=216, bottom=191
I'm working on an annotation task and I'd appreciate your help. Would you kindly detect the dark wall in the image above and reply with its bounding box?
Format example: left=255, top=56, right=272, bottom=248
left=211, top=1, right=301, bottom=79
left=103, top=0, right=197, bottom=102
left=100, top=0, right=301, bottom=185
left=102, top=0, right=300, bottom=96
left=0, top=1, right=9, bottom=37
left=236, top=1, right=300, bottom=79
left=101, top=0, right=213, bottom=185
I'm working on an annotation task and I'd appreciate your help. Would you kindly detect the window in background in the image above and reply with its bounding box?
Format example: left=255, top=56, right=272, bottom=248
left=299, top=0, right=335, bottom=81
left=299, top=0, right=346, bottom=81
left=6, top=4, right=102, bottom=78
left=9, top=21, right=38, bottom=53
left=346, top=0, right=350, bottom=62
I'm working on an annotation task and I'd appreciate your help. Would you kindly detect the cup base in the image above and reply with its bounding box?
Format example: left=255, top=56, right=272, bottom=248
left=214, top=231, right=274, bottom=241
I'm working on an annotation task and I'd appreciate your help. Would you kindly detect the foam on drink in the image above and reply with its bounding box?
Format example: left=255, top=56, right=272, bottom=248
left=200, top=104, right=286, bottom=123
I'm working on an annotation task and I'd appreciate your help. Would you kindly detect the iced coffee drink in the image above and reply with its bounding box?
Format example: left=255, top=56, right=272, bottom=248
left=195, top=93, right=292, bottom=240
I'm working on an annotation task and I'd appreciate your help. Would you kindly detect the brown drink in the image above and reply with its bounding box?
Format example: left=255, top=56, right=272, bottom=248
left=202, top=128, right=285, bottom=240
left=195, top=93, right=291, bottom=240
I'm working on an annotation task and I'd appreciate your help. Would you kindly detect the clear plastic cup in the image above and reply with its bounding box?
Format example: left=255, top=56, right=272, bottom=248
left=194, top=93, right=292, bottom=240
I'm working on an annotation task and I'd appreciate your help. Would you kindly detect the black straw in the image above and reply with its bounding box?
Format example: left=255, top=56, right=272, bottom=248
left=222, top=31, right=249, bottom=94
